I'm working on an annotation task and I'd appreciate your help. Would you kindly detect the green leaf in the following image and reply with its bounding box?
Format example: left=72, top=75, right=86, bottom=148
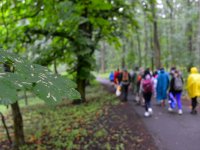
left=0, top=76, right=18, bottom=105
left=0, top=50, right=80, bottom=105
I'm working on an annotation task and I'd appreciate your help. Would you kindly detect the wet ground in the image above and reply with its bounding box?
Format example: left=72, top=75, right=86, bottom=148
left=99, top=77, right=200, bottom=150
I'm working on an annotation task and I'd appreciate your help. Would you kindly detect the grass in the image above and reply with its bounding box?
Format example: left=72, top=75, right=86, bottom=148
left=0, top=83, right=119, bottom=150
left=0, top=106, right=8, bottom=114
left=94, top=72, right=110, bottom=79
left=0, top=97, right=44, bottom=114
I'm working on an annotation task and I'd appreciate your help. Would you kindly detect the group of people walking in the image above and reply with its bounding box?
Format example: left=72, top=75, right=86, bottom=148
left=109, top=66, right=200, bottom=117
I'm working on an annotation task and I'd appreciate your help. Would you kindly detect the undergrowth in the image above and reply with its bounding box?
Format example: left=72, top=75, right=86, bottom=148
left=0, top=83, right=119, bottom=150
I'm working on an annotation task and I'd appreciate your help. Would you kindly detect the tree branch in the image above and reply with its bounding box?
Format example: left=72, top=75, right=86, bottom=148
left=0, top=112, right=12, bottom=144
left=27, top=28, right=75, bottom=42
left=166, top=0, right=173, bottom=12
left=17, top=8, right=42, bottom=21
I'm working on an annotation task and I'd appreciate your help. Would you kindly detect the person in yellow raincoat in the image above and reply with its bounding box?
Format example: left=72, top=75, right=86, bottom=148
left=186, top=67, right=200, bottom=114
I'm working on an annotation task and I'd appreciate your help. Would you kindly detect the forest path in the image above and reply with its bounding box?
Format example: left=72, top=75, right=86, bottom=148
left=98, top=77, right=200, bottom=150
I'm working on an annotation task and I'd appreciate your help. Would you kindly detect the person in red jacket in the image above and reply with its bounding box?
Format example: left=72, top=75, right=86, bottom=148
left=114, top=68, right=120, bottom=84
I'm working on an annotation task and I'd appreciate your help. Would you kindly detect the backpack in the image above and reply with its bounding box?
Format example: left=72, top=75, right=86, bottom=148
left=137, top=75, right=142, bottom=83
left=174, top=77, right=183, bottom=91
left=122, top=71, right=129, bottom=81
left=142, top=79, right=153, bottom=93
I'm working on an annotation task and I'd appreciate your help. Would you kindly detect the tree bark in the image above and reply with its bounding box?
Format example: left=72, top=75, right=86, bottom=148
left=136, top=30, right=142, bottom=67
left=76, top=78, right=86, bottom=103
left=11, top=102, right=25, bottom=149
left=74, top=2, right=92, bottom=103
left=143, top=10, right=148, bottom=67
left=76, top=55, right=86, bottom=102
left=186, top=0, right=193, bottom=66
left=122, top=41, right=126, bottom=69
left=151, top=1, right=161, bottom=68
left=24, top=91, right=28, bottom=106
left=101, top=42, right=106, bottom=73
left=166, top=0, right=174, bottom=65
left=166, top=27, right=170, bottom=68
left=0, top=112, right=12, bottom=144
left=54, top=59, right=58, bottom=74
left=3, top=63, right=25, bottom=148
left=130, top=35, right=135, bottom=65
left=198, top=0, right=200, bottom=66
left=150, top=25, right=154, bottom=71
left=187, top=22, right=193, bottom=54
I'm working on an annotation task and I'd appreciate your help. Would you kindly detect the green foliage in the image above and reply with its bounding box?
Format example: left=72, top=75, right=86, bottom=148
left=0, top=83, right=119, bottom=149
left=1, top=97, right=44, bottom=113
left=0, top=0, right=137, bottom=79
left=94, top=128, right=108, bottom=138
left=0, top=50, right=80, bottom=105
left=95, top=0, right=200, bottom=72
left=0, top=0, right=138, bottom=101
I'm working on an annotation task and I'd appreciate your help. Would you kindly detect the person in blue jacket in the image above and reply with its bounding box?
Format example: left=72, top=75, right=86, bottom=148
left=156, top=68, right=170, bottom=106
left=109, top=71, right=114, bottom=82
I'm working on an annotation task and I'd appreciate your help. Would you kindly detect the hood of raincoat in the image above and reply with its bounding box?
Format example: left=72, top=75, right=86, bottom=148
left=190, top=67, right=198, bottom=74
left=159, top=68, right=166, bottom=73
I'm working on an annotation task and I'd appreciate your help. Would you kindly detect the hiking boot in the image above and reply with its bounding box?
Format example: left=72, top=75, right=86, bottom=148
left=178, top=109, right=183, bottom=115
left=168, top=107, right=173, bottom=112
left=144, top=111, right=150, bottom=117
left=161, top=101, right=165, bottom=107
left=148, top=108, right=153, bottom=115
left=191, top=110, right=197, bottom=115
left=194, top=110, right=197, bottom=114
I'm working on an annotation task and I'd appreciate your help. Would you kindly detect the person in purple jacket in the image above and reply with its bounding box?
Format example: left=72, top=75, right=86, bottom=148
left=168, top=70, right=184, bottom=114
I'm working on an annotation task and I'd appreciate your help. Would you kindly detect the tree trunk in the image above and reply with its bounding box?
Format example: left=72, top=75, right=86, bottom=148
left=0, top=112, right=12, bottom=144
left=166, top=28, right=169, bottom=68
left=169, top=7, right=174, bottom=65
left=136, top=30, right=142, bottom=67
left=130, top=35, right=135, bottom=65
left=24, top=91, right=28, bottom=106
left=74, top=1, right=93, bottom=103
left=75, top=55, right=87, bottom=103
left=76, top=78, right=86, bottom=103
left=150, top=25, right=154, bottom=71
left=11, top=102, right=25, bottom=149
left=101, top=42, right=106, bottom=73
left=151, top=1, right=161, bottom=68
left=122, top=41, right=126, bottom=69
left=166, top=0, right=174, bottom=65
left=198, top=0, right=200, bottom=67
left=186, top=0, right=193, bottom=66
left=3, top=64, right=25, bottom=148
left=187, top=22, right=193, bottom=55
left=54, top=59, right=58, bottom=74
left=144, top=11, right=148, bottom=67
